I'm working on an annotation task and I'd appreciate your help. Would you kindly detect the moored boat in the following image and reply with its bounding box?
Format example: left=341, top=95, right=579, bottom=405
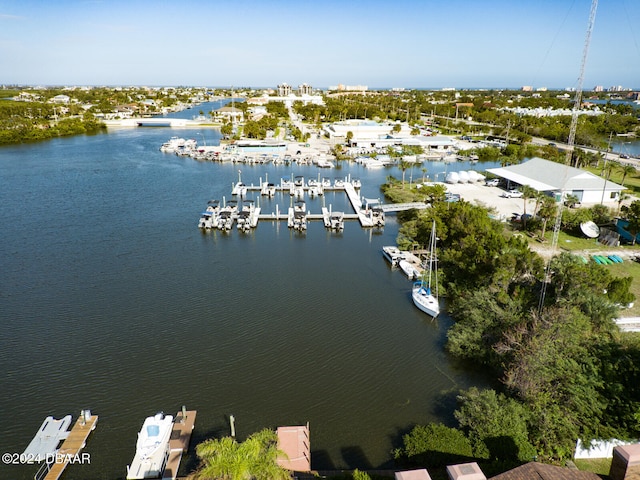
left=330, top=211, right=345, bottom=231
left=126, top=413, right=174, bottom=480
left=412, top=221, right=440, bottom=318
left=399, top=259, right=420, bottom=280
left=382, top=246, right=406, bottom=267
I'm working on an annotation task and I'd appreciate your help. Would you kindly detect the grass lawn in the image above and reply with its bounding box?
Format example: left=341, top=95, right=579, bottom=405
left=584, top=164, right=640, bottom=196
left=574, top=457, right=612, bottom=477
left=528, top=229, right=640, bottom=316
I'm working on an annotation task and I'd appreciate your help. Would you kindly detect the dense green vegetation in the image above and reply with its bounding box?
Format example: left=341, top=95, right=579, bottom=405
left=292, top=89, right=639, bottom=150
left=0, top=99, right=105, bottom=144
left=190, top=429, right=290, bottom=480
left=0, top=86, right=207, bottom=145
left=388, top=193, right=640, bottom=469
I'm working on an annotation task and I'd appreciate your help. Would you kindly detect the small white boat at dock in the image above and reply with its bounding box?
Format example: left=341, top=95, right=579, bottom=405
left=126, top=413, right=174, bottom=480
left=232, top=182, right=248, bottom=197
left=330, top=211, right=345, bottom=231
left=261, top=182, right=276, bottom=197
left=198, top=200, right=220, bottom=229
left=399, top=259, right=420, bottom=280
left=160, top=137, right=186, bottom=153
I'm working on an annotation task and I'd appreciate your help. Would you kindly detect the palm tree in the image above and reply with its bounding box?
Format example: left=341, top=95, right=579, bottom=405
left=191, top=429, right=290, bottom=480
left=618, top=163, right=636, bottom=188
left=537, top=196, right=557, bottom=240
left=617, top=192, right=631, bottom=216
left=520, top=185, right=537, bottom=229
left=398, top=159, right=412, bottom=188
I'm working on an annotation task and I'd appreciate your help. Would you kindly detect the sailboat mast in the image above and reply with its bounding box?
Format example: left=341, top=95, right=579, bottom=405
left=427, top=221, right=436, bottom=289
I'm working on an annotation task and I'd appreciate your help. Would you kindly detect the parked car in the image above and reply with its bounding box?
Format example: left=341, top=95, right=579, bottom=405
left=502, top=189, right=523, bottom=198
left=485, top=179, right=499, bottom=187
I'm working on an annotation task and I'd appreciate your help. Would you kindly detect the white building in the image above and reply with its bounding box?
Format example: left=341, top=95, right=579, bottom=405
left=486, top=157, right=625, bottom=204
left=298, top=83, right=313, bottom=95
left=277, top=83, right=292, bottom=96
left=324, top=120, right=457, bottom=151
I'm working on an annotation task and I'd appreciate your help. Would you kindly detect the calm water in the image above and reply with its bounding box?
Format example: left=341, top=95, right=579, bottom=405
left=0, top=118, right=497, bottom=479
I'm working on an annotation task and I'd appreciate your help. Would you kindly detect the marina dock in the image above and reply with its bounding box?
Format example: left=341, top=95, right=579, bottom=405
left=36, top=412, right=98, bottom=480
left=161, top=409, right=197, bottom=480
left=199, top=175, right=424, bottom=232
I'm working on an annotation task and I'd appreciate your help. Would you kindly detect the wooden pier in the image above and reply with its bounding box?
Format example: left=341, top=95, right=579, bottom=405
left=161, top=409, right=197, bottom=480
left=40, top=413, right=98, bottom=480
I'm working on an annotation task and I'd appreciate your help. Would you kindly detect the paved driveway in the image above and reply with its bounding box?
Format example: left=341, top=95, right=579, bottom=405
left=443, top=182, right=535, bottom=220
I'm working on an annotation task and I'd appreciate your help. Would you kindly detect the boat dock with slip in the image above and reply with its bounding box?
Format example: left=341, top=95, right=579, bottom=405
left=126, top=408, right=197, bottom=480
left=27, top=410, right=98, bottom=480
left=199, top=175, right=429, bottom=233
left=161, top=408, right=197, bottom=480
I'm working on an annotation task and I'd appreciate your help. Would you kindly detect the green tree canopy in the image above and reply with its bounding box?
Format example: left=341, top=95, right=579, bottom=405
left=191, top=429, right=290, bottom=480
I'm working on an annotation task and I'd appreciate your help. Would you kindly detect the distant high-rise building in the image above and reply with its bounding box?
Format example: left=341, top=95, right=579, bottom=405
left=594, top=85, right=604, bottom=92
left=298, top=83, right=313, bottom=95
left=522, top=86, right=533, bottom=92
left=277, top=83, right=292, bottom=96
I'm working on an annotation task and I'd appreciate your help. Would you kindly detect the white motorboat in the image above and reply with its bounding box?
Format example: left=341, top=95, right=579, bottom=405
left=198, top=212, right=214, bottom=229
left=292, top=211, right=307, bottom=231
left=382, top=246, right=406, bottom=267
left=159, top=137, right=186, bottom=153
left=330, top=212, right=345, bottom=231
left=126, top=413, right=174, bottom=480
left=399, top=259, right=420, bottom=280
left=232, top=182, right=248, bottom=197
left=198, top=200, right=220, bottom=229
left=261, top=182, right=276, bottom=197
left=412, top=221, right=440, bottom=318
left=370, top=206, right=385, bottom=227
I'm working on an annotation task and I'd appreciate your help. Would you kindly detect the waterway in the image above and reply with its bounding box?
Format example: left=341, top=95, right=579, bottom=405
left=1, top=105, right=637, bottom=479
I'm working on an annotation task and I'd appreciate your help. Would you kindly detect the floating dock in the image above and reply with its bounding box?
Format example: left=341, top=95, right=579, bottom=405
left=161, top=409, right=197, bottom=480
left=34, top=411, right=98, bottom=480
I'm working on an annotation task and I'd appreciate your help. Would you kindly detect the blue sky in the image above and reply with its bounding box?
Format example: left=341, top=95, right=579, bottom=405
left=1, top=0, right=639, bottom=89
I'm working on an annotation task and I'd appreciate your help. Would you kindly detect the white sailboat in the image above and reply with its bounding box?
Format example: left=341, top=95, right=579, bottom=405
left=412, top=221, right=440, bottom=318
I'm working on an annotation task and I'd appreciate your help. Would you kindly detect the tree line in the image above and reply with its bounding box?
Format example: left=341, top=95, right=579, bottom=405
left=388, top=197, right=639, bottom=470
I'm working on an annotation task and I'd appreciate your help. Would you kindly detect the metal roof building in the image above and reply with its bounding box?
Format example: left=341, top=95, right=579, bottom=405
left=486, top=157, right=625, bottom=204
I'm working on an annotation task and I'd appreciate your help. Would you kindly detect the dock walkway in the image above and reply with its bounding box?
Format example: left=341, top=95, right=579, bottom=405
left=39, top=413, right=98, bottom=480
left=162, top=409, right=197, bottom=480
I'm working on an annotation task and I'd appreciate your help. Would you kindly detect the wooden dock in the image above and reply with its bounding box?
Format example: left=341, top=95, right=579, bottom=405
left=40, top=414, right=98, bottom=480
left=162, top=409, right=197, bottom=480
